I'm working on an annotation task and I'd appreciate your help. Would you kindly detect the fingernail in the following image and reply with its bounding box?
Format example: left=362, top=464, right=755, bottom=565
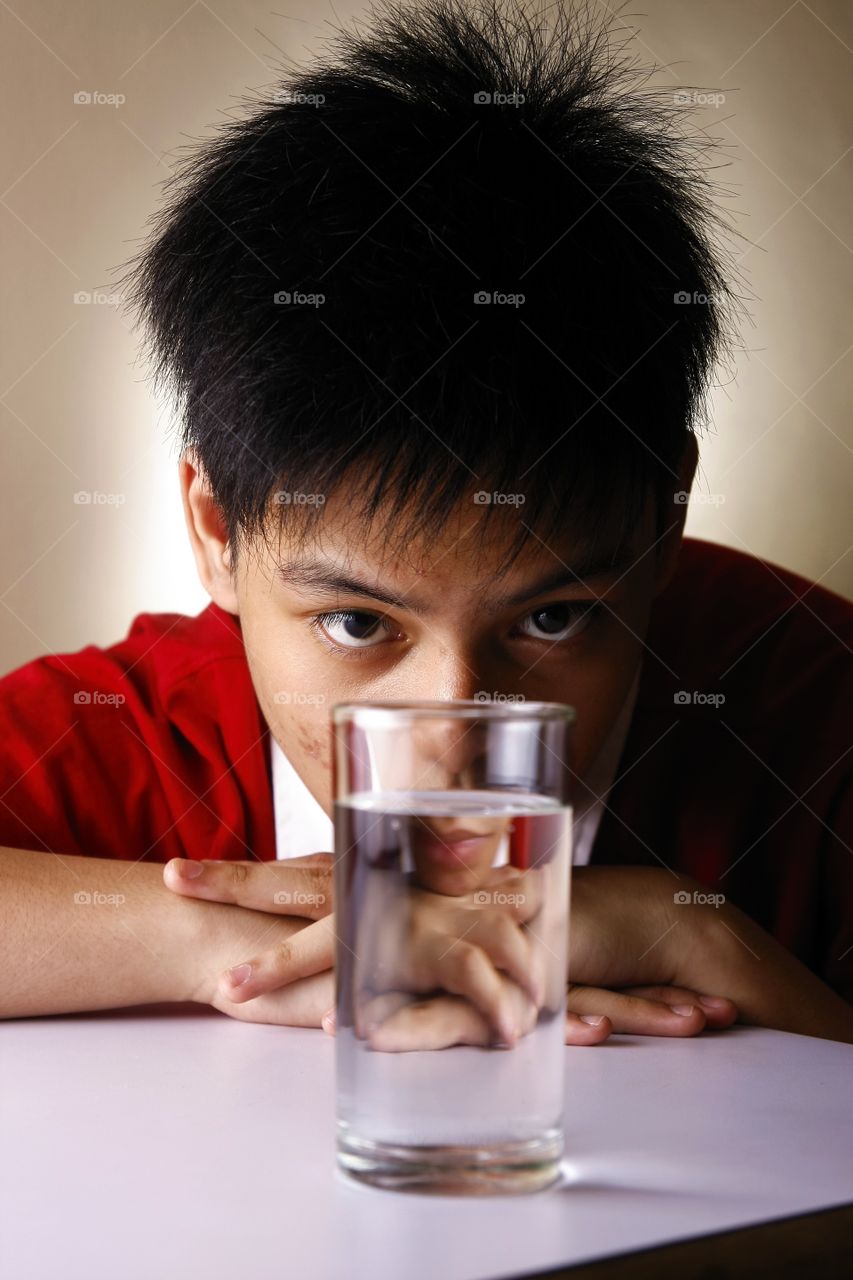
left=670, top=1004, right=695, bottom=1016
left=321, top=1008, right=336, bottom=1033
left=176, top=860, right=203, bottom=879
left=226, top=962, right=252, bottom=987
left=698, top=996, right=728, bottom=1009
left=580, top=1014, right=605, bottom=1026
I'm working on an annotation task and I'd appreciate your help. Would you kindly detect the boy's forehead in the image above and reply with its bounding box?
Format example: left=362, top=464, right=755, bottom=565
left=261, top=489, right=649, bottom=597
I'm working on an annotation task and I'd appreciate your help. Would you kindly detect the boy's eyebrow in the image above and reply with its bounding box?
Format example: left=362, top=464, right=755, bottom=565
left=275, top=551, right=635, bottom=616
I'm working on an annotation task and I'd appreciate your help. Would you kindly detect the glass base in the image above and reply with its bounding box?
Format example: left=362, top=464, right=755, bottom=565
left=337, top=1127, right=563, bottom=1195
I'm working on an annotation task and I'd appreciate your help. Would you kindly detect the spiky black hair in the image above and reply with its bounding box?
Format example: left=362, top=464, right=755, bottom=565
left=119, top=0, right=746, bottom=574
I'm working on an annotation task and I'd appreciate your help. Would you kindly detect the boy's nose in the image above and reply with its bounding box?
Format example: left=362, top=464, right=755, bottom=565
left=410, top=719, right=487, bottom=782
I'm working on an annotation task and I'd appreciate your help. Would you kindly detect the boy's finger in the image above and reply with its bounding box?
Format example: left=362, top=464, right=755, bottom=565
left=430, top=938, right=528, bottom=1043
left=368, top=984, right=546, bottom=1052
left=502, top=870, right=546, bottom=924
left=354, top=990, right=411, bottom=1038
left=567, top=984, right=710, bottom=1036
left=565, top=1012, right=612, bottom=1045
left=466, top=911, right=542, bottom=1003
left=621, top=985, right=738, bottom=1028
left=163, top=854, right=333, bottom=918
left=472, top=867, right=545, bottom=923
left=218, top=914, right=335, bottom=1002
left=367, top=995, right=492, bottom=1052
left=212, top=967, right=334, bottom=1027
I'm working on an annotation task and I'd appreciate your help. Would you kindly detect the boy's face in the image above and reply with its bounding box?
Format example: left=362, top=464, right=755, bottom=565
left=182, top=457, right=690, bottom=821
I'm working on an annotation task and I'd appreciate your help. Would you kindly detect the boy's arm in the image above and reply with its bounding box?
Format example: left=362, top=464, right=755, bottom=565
left=158, top=856, right=853, bottom=1043
left=0, top=846, right=312, bottom=1019
left=687, top=890, right=853, bottom=1043
left=568, top=867, right=853, bottom=1044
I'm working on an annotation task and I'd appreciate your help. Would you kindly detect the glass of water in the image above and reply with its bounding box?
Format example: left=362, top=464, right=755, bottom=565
left=331, top=698, right=574, bottom=1195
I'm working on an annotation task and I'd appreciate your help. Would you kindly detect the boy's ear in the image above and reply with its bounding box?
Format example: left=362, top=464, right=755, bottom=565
left=653, top=433, right=699, bottom=597
left=179, top=452, right=239, bottom=614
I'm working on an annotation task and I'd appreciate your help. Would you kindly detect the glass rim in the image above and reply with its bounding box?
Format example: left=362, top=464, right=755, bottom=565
left=331, top=698, right=576, bottom=724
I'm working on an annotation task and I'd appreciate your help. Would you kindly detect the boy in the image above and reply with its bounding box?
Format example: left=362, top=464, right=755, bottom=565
left=1, top=0, right=851, bottom=1047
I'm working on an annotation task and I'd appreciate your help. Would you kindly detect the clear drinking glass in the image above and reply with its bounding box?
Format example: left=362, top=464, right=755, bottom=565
left=331, top=698, right=574, bottom=1195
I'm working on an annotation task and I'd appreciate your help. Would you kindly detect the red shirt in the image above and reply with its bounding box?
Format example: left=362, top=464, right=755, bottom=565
left=1, top=538, right=850, bottom=1000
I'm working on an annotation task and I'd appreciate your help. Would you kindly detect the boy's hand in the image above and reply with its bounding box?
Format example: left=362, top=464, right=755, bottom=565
left=568, top=865, right=853, bottom=1044
left=164, top=852, right=334, bottom=920
left=348, top=867, right=737, bottom=1047
left=165, top=854, right=547, bottom=1040
left=350, top=974, right=541, bottom=1051
left=164, top=855, right=738, bottom=1043
left=359, top=867, right=548, bottom=1045
left=321, top=979, right=736, bottom=1050
left=165, top=854, right=336, bottom=1025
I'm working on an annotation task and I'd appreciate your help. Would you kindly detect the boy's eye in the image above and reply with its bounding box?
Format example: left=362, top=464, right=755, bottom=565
left=310, top=610, right=397, bottom=649
left=514, top=602, right=598, bottom=642
left=309, top=601, right=599, bottom=653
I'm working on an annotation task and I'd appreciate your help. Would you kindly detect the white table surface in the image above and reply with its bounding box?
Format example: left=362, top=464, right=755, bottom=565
left=2, top=1005, right=852, bottom=1280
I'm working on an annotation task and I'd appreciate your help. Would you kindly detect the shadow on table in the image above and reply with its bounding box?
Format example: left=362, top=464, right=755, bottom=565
left=43, top=1000, right=220, bottom=1021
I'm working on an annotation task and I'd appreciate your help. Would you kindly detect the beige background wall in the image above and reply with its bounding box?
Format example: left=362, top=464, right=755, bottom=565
left=1, top=0, right=851, bottom=671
